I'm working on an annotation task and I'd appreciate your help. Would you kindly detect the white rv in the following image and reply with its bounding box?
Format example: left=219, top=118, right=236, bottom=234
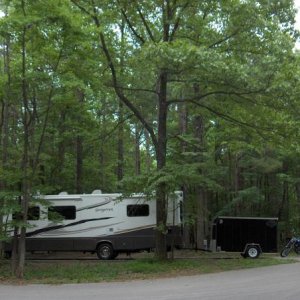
left=4, top=190, right=183, bottom=259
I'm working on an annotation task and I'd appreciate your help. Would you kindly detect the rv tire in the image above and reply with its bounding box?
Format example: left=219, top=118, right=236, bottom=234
left=96, top=243, right=114, bottom=260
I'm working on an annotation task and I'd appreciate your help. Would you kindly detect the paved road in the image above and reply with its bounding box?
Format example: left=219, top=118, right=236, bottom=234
left=1, top=262, right=300, bottom=300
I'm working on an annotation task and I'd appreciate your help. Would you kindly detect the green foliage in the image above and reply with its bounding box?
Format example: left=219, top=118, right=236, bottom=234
left=1, top=0, right=300, bottom=255
left=217, top=187, right=265, bottom=217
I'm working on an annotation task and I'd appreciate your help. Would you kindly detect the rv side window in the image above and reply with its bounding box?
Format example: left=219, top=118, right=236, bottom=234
left=127, top=205, right=149, bottom=217
left=28, top=206, right=40, bottom=220
left=48, top=206, right=76, bottom=220
left=12, top=206, right=40, bottom=220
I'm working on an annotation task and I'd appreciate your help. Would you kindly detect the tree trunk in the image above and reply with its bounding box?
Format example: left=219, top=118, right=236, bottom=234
left=75, top=89, right=84, bottom=194
left=178, top=101, right=191, bottom=248
left=117, top=101, right=124, bottom=182
left=278, top=162, right=289, bottom=221
left=193, top=115, right=208, bottom=250
left=145, top=130, right=152, bottom=174
left=76, top=136, right=83, bottom=193
left=295, top=182, right=300, bottom=231
left=192, top=80, right=208, bottom=249
left=51, top=110, right=66, bottom=188
left=134, top=125, right=141, bottom=176
left=278, top=180, right=289, bottom=221
left=14, top=17, right=30, bottom=278
left=116, top=17, right=126, bottom=184
left=0, top=100, right=9, bottom=257
left=233, top=153, right=243, bottom=214
left=195, top=187, right=208, bottom=250
left=0, top=17, right=11, bottom=257
left=98, top=100, right=107, bottom=188
left=11, top=226, right=19, bottom=274
left=155, top=70, right=168, bottom=260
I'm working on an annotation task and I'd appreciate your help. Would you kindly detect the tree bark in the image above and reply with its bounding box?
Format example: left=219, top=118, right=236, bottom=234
left=193, top=115, right=208, bottom=250
left=76, top=136, right=83, bottom=193
left=144, top=130, right=152, bottom=174
left=15, top=19, right=30, bottom=278
left=75, top=89, right=85, bottom=194
left=155, top=70, right=168, bottom=260
left=296, top=183, right=300, bottom=203
left=134, top=125, right=141, bottom=176
left=117, top=101, right=124, bottom=182
left=278, top=161, right=289, bottom=222
left=295, top=182, right=300, bottom=231
left=51, top=110, right=67, bottom=188
left=0, top=33, right=11, bottom=256
left=178, top=101, right=191, bottom=248
left=233, top=153, right=243, bottom=214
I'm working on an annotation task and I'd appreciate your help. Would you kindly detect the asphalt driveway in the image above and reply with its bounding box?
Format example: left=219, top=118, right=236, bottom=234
left=1, top=261, right=300, bottom=300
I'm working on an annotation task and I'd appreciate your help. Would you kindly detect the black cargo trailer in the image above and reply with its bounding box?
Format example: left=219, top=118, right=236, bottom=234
left=211, top=216, right=278, bottom=258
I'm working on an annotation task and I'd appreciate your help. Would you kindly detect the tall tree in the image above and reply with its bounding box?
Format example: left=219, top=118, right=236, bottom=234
left=0, top=0, right=299, bottom=272
left=69, top=0, right=297, bottom=258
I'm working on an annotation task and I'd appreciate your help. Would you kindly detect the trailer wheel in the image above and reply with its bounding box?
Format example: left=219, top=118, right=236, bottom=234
left=96, top=243, right=114, bottom=260
left=246, top=245, right=260, bottom=259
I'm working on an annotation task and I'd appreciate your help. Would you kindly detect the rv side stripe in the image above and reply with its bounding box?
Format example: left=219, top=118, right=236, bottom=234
left=76, top=198, right=113, bottom=211
left=26, top=217, right=113, bottom=237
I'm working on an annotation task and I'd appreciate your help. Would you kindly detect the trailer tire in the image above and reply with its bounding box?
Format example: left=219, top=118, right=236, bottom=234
left=96, top=243, right=114, bottom=260
left=246, top=245, right=260, bottom=259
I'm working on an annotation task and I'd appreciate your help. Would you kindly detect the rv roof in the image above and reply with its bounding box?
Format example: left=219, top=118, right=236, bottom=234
left=44, top=195, right=82, bottom=201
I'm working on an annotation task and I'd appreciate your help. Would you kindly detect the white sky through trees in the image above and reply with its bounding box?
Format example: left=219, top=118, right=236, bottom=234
left=295, top=0, right=300, bottom=27
left=0, top=2, right=299, bottom=41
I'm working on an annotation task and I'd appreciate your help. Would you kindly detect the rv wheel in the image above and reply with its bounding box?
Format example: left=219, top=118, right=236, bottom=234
left=96, top=243, right=114, bottom=260
left=246, top=246, right=260, bottom=259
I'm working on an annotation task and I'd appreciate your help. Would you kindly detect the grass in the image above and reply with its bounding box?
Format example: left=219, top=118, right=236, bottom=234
left=0, top=252, right=296, bottom=285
